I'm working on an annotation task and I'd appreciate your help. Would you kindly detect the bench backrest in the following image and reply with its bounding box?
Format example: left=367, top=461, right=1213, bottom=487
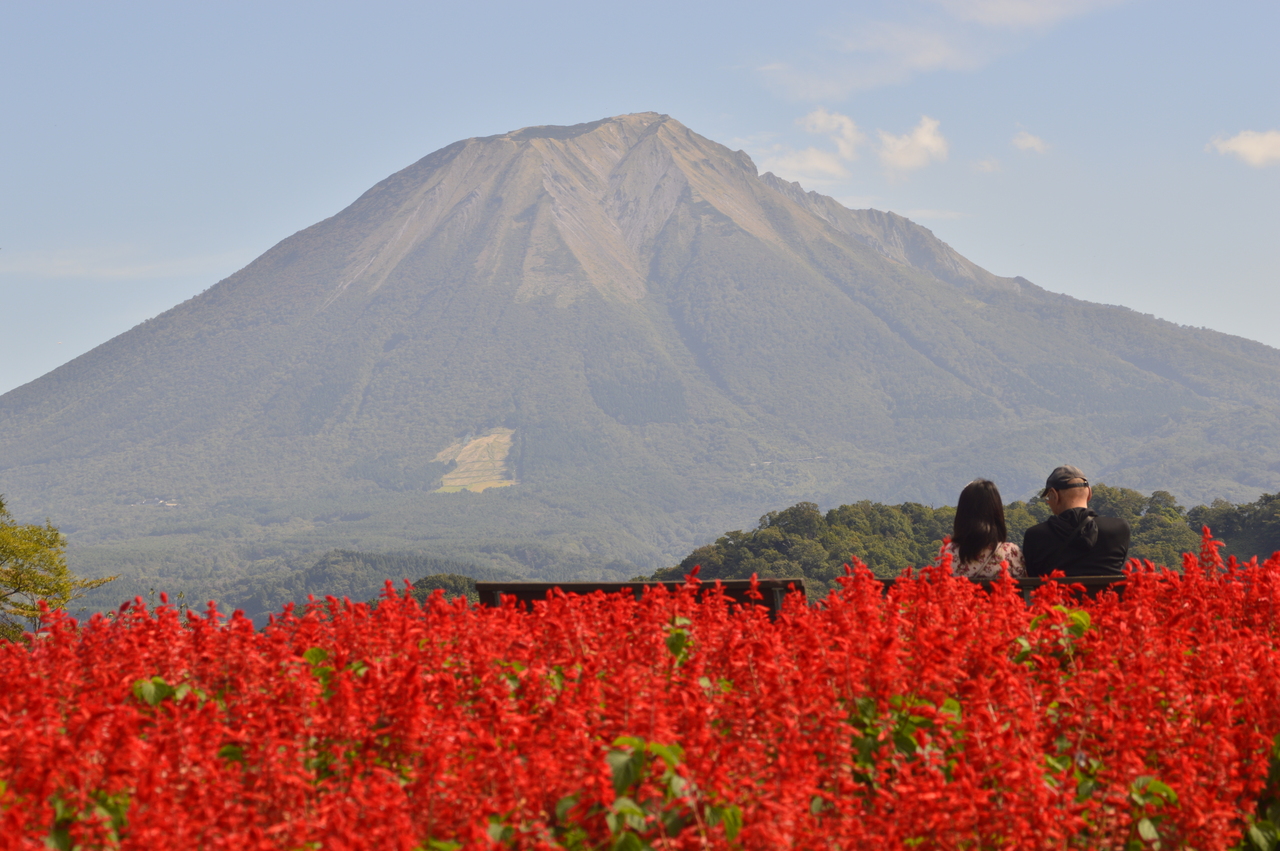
left=474, top=576, right=1125, bottom=616
left=877, top=575, right=1126, bottom=602
left=474, top=579, right=806, bottom=618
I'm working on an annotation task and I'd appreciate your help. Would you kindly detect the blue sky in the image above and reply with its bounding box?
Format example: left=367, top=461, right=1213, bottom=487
left=2, top=0, right=1277, bottom=395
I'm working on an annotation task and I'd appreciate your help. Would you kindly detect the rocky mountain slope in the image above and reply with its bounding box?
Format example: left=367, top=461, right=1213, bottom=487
left=3, top=112, right=1279, bottom=603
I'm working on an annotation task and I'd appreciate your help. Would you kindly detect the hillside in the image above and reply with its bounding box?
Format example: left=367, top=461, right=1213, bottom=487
left=2, top=112, right=1280, bottom=606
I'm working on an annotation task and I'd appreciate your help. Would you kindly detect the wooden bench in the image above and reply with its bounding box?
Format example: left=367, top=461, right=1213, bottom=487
left=476, top=576, right=1126, bottom=615
left=878, top=575, right=1127, bottom=602
left=475, top=579, right=806, bottom=619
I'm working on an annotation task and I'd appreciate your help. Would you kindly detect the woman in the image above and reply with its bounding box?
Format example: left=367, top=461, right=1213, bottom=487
left=946, top=479, right=1026, bottom=578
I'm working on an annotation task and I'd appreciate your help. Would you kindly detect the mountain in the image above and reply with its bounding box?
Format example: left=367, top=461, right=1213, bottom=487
left=3, top=112, right=1280, bottom=607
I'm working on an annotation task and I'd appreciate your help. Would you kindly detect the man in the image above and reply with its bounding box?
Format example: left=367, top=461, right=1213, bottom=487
left=1023, top=465, right=1131, bottom=576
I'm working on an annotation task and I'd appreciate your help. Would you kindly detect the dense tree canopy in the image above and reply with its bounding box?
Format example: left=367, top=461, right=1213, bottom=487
left=230, top=551, right=506, bottom=623
left=653, top=486, right=1280, bottom=594
left=409, top=573, right=481, bottom=604
left=0, top=496, right=115, bottom=639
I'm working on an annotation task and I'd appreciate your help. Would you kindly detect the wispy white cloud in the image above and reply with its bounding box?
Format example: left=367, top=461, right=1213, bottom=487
left=758, top=111, right=949, bottom=185
left=758, top=147, right=850, bottom=181
left=761, top=0, right=1133, bottom=98
left=834, top=21, right=989, bottom=80
left=878, top=116, right=950, bottom=175
left=1012, top=130, right=1048, bottom=152
left=972, top=157, right=1002, bottom=172
left=1207, top=130, right=1280, bottom=168
left=763, top=22, right=992, bottom=98
left=801, top=108, right=866, bottom=159
left=934, top=0, right=1131, bottom=30
left=757, top=108, right=866, bottom=184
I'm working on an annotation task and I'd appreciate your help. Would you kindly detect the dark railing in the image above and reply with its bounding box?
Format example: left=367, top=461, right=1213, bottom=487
left=475, top=579, right=806, bottom=618
left=476, top=575, right=1128, bottom=616
left=878, top=575, right=1127, bottom=602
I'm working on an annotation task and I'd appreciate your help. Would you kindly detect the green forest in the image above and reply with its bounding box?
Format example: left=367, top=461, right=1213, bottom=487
left=648, top=485, right=1280, bottom=595
left=242, top=484, right=1280, bottom=614
left=40, top=484, right=1280, bottom=623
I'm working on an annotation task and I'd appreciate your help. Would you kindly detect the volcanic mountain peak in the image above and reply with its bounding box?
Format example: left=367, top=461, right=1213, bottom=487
left=316, top=112, right=809, bottom=310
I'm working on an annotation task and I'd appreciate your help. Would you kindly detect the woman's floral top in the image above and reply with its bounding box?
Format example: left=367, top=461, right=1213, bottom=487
left=944, top=540, right=1027, bottom=578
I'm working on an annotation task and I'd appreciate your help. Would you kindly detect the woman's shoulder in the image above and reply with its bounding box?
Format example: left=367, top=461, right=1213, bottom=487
left=997, top=541, right=1027, bottom=576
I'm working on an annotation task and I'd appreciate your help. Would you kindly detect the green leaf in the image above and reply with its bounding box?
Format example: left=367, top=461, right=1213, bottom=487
left=607, top=748, right=645, bottom=797
left=423, top=841, right=462, bottom=851
left=1248, top=821, right=1279, bottom=851
left=1137, top=817, right=1159, bottom=842
left=1144, top=778, right=1177, bottom=805
left=611, top=832, right=647, bottom=851
left=90, top=790, right=130, bottom=835
left=302, top=646, right=330, bottom=666
left=44, top=827, right=72, bottom=851
left=486, top=820, right=513, bottom=844
left=646, top=741, right=684, bottom=770
left=555, top=794, right=578, bottom=822
left=665, top=629, right=688, bottom=661
left=718, top=804, right=743, bottom=841
left=1067, top=609, right=1092, bottom=637
left=218, top=744, right=245, bottom=763
left=706, top=803, right=745, bottom=839
left=666, top=773, right=690, bottom=798
left=893, top=726, right=919, bottom=757
left=132, top=675, right=176, bottom=706
left=658, top=809, right=689, bottom=836
left=608, top=795, right=649, bottom=833
left=612, top=796, right=646, bottom=818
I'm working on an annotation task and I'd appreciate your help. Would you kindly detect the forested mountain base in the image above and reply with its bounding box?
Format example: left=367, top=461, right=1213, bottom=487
left=651, top=486, right=1280, bottom=595
left=64, top=485, right=1280, bottom=619
left=75, top=549, right=518, bottom=626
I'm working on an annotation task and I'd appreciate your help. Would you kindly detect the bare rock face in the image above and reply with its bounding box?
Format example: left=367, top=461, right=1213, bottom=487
left=757, top=172, right=1018, bottom=295
left=3, top=112, right=1280, bottom=592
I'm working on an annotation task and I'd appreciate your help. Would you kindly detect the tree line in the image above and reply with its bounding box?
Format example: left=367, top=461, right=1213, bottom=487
left=648, top=486, right=1280, bottom=595
left=4, top=486, right=1278, bottom=632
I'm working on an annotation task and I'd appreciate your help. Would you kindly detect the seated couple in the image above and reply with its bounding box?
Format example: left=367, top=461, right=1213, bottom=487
left=946, top=465, right=1132, bottom=579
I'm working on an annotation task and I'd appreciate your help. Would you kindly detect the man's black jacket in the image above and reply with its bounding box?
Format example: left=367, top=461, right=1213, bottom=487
left=1023, top=507, right=1131, bottom=576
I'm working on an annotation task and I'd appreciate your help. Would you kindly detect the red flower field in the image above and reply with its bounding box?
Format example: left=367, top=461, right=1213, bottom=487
left=2, top=532, right=1279, bottom=849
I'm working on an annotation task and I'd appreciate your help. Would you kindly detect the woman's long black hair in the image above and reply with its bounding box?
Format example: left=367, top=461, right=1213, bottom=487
left=952, top=479, right=1008, bottom=565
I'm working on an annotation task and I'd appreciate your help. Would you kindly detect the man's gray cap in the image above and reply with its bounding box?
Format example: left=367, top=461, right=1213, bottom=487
left=1044, top=465, right=1089, bottom=494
